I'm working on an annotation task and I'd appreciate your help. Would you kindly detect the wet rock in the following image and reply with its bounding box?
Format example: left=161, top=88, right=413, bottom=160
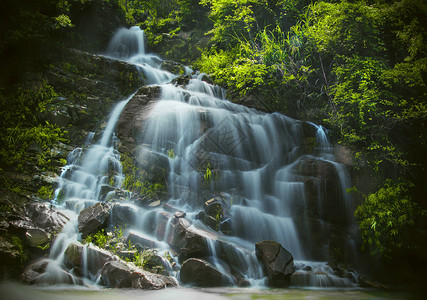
left=111, top=203, right=137, bottom=226
left=140, top=249, right=170, bottom=275
left=131, top=270, right=178, bottom=289
left=100, top=260, right=177, bottom=289
left=179, top=258, right=233, bottom=287
left=255, top=240, right=295, bottom=287
left=78, top=202, right=111, bottom=237
left=292, top=157, right=348, bottom=226
left=24, top=202, right=69, bottom=233
left=134, top=147, right=170, bottom=183
left=164, top=217, right=209, bottom=260
left=100, top=260, right=133, bottom=288
left=163, top=203, right=186, bottom=218
left=161, top=61, right=187, bottom=75
left=117, top=86, right=161, bottom=151
left=219, top=219, right=233, bottom=235
left=154, top=211, right=173, bottom=241
left=21, top=258, right=81, bottom=285
left=25, top=228, right=50, bottom=247
left=174, top=211, right=186, bottom=218
left=126, top=231, right=158, bottom=250
left=64, top=242, right=113, bottom=277
left=45, top=49, right=143, bottom=146
left=201, top=200, right=224, bottom=231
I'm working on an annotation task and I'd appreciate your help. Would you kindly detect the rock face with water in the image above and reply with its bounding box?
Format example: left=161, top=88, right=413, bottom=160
left=256, top=241, right=295, bottom=287
left=44, top=49, right=144, bottom=145
left=180, top=258, right=233, bottom=287
left=64, top=242, right=113, bottom=277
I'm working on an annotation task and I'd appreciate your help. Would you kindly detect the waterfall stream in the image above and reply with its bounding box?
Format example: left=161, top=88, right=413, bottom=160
left=47, top=26, right=358, bottom=288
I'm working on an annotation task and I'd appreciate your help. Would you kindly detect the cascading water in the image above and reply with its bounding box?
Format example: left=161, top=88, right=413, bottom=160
left=47, top=26, right=358, bottom=288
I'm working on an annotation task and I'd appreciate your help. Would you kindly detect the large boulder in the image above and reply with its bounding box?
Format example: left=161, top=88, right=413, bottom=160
left=164, top=217, right=209, bottom=260
left=100, top=260, right=177, bottom=289
left=179, top=258, right=233, bottom=287
left=24, top=202, right=69, bottom=233
left=64, top=242, right=113, bottom=277
left=78, top=202, right=111, bottom=237
left=111, top=203, right=137, bottom=226
left=255, top=240, right=295, bottom=287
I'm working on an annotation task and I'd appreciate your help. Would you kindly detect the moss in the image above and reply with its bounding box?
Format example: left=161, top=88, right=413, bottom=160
left=120, top=153, right=166, bottom=201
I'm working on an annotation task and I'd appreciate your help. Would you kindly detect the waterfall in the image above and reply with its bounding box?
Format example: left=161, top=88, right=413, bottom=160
left=46, top=27, right=358, bottom=288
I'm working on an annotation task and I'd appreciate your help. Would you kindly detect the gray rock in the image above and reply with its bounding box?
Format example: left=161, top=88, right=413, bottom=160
left=25, top=228, right=50, bottom=247
left=126, top=231, right=158, bottom=250
left=255, top=240, right=295, bottom=287
left=179, top=258, right=233, bottom=287
left=164, top=217, right=209, bottom=260
left=100, top=260, right=133, bottom=288
left=24, top=202, right=69, bottom=233
left=77, top=202, right=111, bottom=237
left=100, top=259, right=177, bottom=289
left=64, top=242, right=113, bottom=277
left=21, top=258, right=81, bottom=285
left=111, top=203, right=137, bottom=226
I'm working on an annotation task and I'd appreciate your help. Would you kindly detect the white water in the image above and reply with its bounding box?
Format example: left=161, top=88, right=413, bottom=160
left=46, top=26, right=357, bottom=288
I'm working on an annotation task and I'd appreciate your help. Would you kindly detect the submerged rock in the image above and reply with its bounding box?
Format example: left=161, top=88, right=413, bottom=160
left=78, top=202, right=111, bottom=237
left=179, top=258, right=233, bottom=287
left=255, top=240, right=295, bottom=287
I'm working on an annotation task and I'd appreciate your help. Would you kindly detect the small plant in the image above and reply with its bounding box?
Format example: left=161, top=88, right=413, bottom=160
left=168, top=149, right=175, bottom=159
left=204, top=163, right=212, bottom=182
left=37, top=186, right=53, bottom=200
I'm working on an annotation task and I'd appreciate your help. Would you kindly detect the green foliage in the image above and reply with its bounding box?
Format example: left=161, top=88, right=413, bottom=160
left=37, top=186, right=53, bottom=200
left=195, top=0, right=427, bottom=262
left=355, top=179, right=426, bottom=259
left=168, top=149, right=175, bottom=159
left=11, top=236, right=28, bottom=263
left=204, top=163, right=212, bottom=182
left=121, top=154, right=166, bottom=199
left=0, top=82, right=68, bottom=173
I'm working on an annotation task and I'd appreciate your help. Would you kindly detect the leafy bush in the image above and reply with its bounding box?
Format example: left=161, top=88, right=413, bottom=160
left=355, top=179, right=426, bottom=258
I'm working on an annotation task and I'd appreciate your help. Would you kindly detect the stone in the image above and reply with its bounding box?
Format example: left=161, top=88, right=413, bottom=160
left=131, top=270, right=178, bottom=290
left=116, top=86, right=161, bottom=151
left=255, top=240, right=295, bottom=287
left=100, top=260, right=133, bottom=288
left=77, top=202, right=111, bottom=237
left=126, top=231, right=158, bottom=250
left=164, top=217, right=209, bottom=260
left=64, top=242, right=113, bottom=277
left=21, top=258, right=81, bottom=285
left=111, top=203, right=136, bottom=226
left=24, top=202, right=69, bottom=233
left=25, top=228, right=50, bottom=247
left=163, top=203, right=186, bottom=218
left=100, top=259, right=177, bottom=289
left=179, top=258, right=233, bottom=287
